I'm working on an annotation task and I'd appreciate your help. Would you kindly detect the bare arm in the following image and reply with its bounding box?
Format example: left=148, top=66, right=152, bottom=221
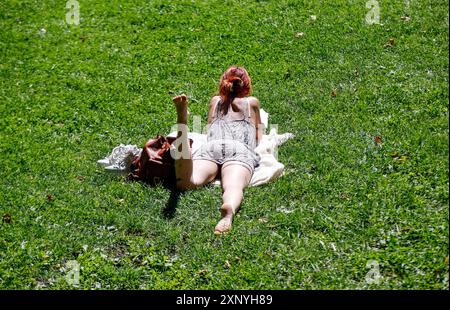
left=207, top=96, right=221, bottom=124
left=250, top=97, right=263, bottom=144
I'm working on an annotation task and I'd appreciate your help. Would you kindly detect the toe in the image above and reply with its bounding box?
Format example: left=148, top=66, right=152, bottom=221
left=214, top=217, right=232, bottom=234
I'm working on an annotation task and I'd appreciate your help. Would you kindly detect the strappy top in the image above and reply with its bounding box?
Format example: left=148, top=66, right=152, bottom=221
left=207, top=97, right=257, bottom=151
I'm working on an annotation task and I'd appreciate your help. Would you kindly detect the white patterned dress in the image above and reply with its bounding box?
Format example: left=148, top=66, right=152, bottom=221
left=193, top=97, right=260, bottom=175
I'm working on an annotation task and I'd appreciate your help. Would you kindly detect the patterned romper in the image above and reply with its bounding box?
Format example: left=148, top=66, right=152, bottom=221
left=193, top=97, right=260, bottom=175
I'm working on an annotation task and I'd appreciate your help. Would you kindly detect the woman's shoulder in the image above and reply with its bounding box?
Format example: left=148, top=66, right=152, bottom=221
left=246, top=96, right=260, bottom=109
left=210, top=95, right=221, bottom=104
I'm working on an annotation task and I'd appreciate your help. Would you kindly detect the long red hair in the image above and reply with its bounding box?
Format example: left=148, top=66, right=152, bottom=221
left=218, top=66, right=252, bottom=108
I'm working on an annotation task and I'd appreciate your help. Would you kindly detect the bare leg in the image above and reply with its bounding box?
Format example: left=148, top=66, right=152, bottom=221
left=214, top=162, right=252, bottom=234
left=172, top=95, right=218, bottom=190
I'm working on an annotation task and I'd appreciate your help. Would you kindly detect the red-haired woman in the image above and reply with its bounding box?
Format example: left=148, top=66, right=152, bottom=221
left=172, top=66, right=262, bottom=234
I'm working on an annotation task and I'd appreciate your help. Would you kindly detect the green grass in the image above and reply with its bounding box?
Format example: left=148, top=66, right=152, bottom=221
left=0, top=0, right=448, bottom=289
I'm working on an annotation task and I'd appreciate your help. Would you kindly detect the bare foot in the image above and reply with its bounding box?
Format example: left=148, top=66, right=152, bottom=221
left=214, top=204, right=234, bottom=235
left=172, top=94, right=188, bottom=124
left=172, top=94, right=188, bottom=111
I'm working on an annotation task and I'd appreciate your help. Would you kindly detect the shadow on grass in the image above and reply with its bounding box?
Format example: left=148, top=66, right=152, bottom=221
left=127, top=170, right=182, bottom=219
left=161, top=188, right=181, bottom=219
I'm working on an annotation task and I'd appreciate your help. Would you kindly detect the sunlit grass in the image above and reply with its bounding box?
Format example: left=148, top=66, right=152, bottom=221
left=0, top=0, right=448, bottom=289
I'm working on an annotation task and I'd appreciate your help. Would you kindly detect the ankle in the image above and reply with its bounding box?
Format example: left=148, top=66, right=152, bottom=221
left=220, top=204, right=235, bottom=217
left=177, top=112, right=188, bottom=124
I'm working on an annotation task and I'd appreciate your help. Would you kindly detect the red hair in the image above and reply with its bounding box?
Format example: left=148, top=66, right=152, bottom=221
left=218, top=66, right=252, bottom=107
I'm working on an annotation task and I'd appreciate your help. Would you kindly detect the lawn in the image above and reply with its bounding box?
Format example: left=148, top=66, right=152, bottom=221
left=0, top=0, right=448, bottom=289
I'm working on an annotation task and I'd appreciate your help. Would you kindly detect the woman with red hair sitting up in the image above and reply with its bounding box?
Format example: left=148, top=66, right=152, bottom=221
left=172, top=66, right=262, bottom=234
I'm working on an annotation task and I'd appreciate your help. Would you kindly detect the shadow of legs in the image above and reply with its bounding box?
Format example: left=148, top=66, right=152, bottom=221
left=161, top=187, right=181, bottom=219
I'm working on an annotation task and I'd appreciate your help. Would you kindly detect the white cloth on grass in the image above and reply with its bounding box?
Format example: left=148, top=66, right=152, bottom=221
left=97, top=144, right=141, bottom=172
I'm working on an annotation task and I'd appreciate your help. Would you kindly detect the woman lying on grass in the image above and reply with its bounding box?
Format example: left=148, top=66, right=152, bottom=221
left=172, top=66, right=262, bottom=234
